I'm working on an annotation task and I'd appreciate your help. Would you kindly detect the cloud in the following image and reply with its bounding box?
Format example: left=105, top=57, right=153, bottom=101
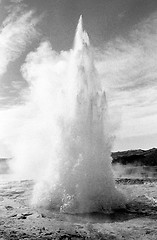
left=96, top=11, right=157, bottom=138
left=10, top=0, right=23, bottom=3
left=0, top=5, right=40, bottom=77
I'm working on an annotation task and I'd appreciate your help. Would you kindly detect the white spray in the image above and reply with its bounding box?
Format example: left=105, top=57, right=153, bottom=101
left=0, top=16, right=126, bottom=213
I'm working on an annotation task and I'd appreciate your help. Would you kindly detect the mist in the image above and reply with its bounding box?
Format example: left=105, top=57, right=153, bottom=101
left=0, top=16, right=126, bottom=213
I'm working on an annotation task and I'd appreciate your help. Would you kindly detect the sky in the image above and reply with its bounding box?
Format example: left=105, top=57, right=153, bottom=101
left=0, top=0, right=157, bottom=154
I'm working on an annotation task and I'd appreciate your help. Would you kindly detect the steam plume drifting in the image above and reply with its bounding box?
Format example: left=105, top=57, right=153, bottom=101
left=1, top=16, right=126, bottom=213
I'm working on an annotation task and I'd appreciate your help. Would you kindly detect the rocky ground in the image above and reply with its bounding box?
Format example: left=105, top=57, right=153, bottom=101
left=0, top=176, right=157, bottom=239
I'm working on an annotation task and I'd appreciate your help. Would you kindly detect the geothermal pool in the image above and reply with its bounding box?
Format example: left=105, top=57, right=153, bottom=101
left=0, top=171, right=157, bottom=239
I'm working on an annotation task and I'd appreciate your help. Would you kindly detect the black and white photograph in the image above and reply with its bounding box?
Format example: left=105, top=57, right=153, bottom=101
left=0, top=0, right=157, bottom=239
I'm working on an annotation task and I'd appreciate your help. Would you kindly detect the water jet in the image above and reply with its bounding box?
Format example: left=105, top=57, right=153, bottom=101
left=31, top=16, right=126, bottom=213
left=0, top=16, right=126, bottom=213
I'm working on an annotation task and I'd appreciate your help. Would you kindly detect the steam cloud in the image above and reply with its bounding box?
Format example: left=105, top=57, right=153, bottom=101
left=0, top=16, right=126, bottom=213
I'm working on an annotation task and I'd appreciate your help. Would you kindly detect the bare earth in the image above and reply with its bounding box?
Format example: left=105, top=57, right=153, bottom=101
left=0, top=177, right=157, bottom=239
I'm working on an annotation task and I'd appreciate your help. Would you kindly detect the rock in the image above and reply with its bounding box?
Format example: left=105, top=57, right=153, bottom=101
left=9, top=214, right=17, bottom=218
left=17, top=214, right=27, bottom=219
left=5, top=205, right=13, bottom=210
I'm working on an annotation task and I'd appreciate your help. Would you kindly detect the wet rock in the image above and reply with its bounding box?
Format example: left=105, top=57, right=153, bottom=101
left=17, top=214, right=27, bottom=219
left=5, top=205, right=14, bottom=210
left=9, top=214, right=17, bottom=218
left=41, top=213, right=46, bottom=218
left=22, top=212, right=33, bottom=217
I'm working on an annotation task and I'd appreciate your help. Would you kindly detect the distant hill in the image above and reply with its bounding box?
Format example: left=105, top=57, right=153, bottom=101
left=0, top=149, right=157, bottom=168
left=112, top=148, right=157, bottom=166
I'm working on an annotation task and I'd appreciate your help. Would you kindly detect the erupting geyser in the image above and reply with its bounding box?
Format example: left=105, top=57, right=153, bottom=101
left=31, top=16, right=126, bottom=213
left=1, top=16, right=126, bottom=213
